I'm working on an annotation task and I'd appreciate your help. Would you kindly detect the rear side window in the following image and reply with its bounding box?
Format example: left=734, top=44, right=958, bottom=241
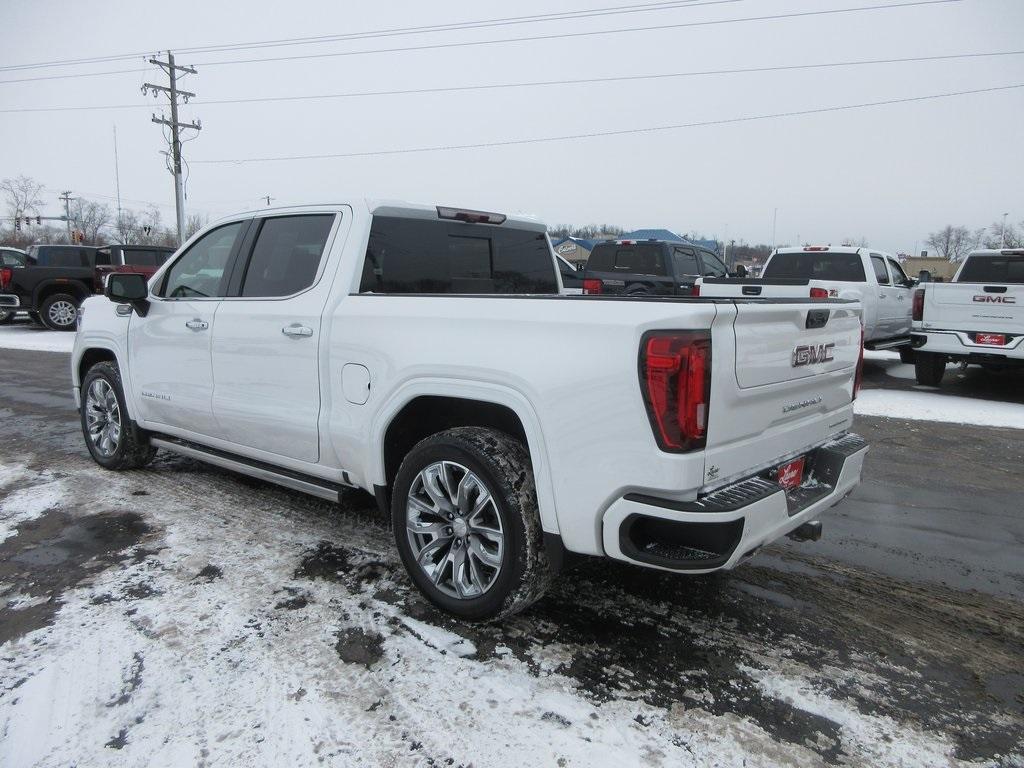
left=37, top=247, right=94, bottom=268
left=672, top=248, right=699, bottom=277
left=586, top=244, right=667, bottom=276
left=240, top=215, right=335, bottom=297
left=957, top=255, right=1024, bottom=284
left=763, top=252, right=867, bottom=282
left=360, top=216, right=558, bottom=294
left=123, top=248, right=170, bottom=267
left=870, top=254, right=890, bottom=285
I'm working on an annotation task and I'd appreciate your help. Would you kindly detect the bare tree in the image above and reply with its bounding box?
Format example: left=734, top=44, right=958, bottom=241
left=1, top=175, right=45, bottom=220
left=184, top=212, right=208, bottom=241
left=926, top=225, right=974, bottom=262
left=69, top=198, right=112, bottom=245
left=980, top=219, right=1023, bottom=249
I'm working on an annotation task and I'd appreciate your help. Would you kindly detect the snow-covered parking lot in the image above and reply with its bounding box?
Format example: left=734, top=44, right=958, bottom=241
left=1, top=338, right=1022, bottom=767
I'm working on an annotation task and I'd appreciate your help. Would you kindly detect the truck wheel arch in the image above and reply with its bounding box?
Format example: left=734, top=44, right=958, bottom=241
left=371, top=385, right=560, bottom=537
left=34, top=280, right=90, bottom=308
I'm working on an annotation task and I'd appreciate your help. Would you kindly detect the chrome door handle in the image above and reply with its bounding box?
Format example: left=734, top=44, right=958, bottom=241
left=897, top=293, right=906, bottom=300
left=282, top=324, right=313, bottom=338
left=185, top=319, right=208, bottom=331
left=878, top=293, right=886, bottom=298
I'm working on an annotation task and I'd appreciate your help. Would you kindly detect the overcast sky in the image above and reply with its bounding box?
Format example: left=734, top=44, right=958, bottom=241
left=1, top=0, right=1022, bottom=252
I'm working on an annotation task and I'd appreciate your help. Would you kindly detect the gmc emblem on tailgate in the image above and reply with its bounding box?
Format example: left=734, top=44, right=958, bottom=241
left=792, top=343, right=835, bottom=367
left=973, top=295, right=1016, bottom=303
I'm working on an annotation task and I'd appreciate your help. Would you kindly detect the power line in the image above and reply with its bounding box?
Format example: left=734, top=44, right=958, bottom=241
left=190, top=82, right=1024, bottom=164
left=1, top=49, right=1019, bottom=114
left=0, top=67, right=149, bottom=86
left=0, top=0, right=962, bottom=82
left=0, top=1, right=733, bottom=72
left=191, top=0, right=963, bottom=69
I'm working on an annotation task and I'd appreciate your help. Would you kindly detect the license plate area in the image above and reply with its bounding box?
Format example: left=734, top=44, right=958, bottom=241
left=974, top=332, right=1006, bottom=346
left=773, top=456, right=805, bottom=490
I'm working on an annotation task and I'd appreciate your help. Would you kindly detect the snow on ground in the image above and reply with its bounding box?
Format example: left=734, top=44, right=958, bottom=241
left=2, top=456, right=1001, bottom=767
left=0, top=323, right=75, bottom=353
left=0, top=464, right=63, bottom=543
left=855, top=389, right=1024, bottom=430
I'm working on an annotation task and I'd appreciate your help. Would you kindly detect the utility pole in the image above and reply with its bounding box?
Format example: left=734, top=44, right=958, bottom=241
left=59, top=191, right=73, bottom=240
left=771, top=207, right=778, bottom=251
left=1002, top=212, right=1009, bottom=248
left=263, top=195, right=274, bottom=207
left=144, top=51, right=201, bottom=245
left=113, top=125, right=123, bottom=235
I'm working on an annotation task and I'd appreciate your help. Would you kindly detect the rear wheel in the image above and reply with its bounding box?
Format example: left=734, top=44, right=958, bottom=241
left=80, top=361, right=156, bottom=470
left=914, top=352, right=946, bottom=386
left=40, top=293, right=80, bottom=331
left=898, top=347, right=915, bottom=364
left=392, top=427, right=556, bottom=621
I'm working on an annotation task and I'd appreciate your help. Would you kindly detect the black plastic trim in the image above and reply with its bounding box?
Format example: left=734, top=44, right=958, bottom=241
left=618, top=514, right=744, bottom=571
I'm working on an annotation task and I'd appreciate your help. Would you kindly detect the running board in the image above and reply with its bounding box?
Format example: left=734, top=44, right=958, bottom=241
left=149, top=436, right=351, bottom=503
left=864, top=336, right=911, bottom=351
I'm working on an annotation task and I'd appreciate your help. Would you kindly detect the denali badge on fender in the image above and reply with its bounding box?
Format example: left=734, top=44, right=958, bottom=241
left=792, top=342, right=835, bottom=367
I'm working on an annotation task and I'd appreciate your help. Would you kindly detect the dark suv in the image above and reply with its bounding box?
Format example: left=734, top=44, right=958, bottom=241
left=582, top=239, right=730, bottom=296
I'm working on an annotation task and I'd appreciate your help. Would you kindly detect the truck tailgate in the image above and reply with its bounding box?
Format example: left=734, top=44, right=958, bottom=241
left=703, top=299, right=861, bottom=487
left=924, top=283, right=1024, bottom=335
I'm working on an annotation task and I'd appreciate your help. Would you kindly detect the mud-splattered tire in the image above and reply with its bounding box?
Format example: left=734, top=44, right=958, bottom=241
left=914, top=351, right=946, bottom=387
left=392, top=427, right=557, bottom=621
left=898, top=347, right=915, bottom=364
left=80, top=361, right=157, bottom=470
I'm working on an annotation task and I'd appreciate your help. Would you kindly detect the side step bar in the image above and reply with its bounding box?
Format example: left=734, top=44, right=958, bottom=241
left=864, top=336, right=910, bottom=351
left=150, top=435, right=352, bottom=503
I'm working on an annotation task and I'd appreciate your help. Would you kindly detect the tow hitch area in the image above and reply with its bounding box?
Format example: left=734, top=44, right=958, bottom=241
left=787, top=520, right=823, bottom=542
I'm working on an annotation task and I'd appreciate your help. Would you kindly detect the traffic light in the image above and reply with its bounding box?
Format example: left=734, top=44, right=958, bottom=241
left=36, top=216, right=41, bottom=225
left=14, top=217, right=21, bottom=232
left=24, top=217, right=31, bottom=227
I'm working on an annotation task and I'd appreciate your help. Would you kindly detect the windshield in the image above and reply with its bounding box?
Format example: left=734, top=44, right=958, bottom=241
left=763, top=251, right=866, bottom=282
left=586, top=244, right=667, bottom=276
left=956, top=254, right=1024, bottom=284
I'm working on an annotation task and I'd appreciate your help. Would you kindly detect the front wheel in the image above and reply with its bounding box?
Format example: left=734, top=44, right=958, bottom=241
left=392, top=427, right=557, bottom=621
left=898, top=347, right=915, bottom=364
left=914, top=351, right=946, bottom=386
left=40, top=293, right=80, bottom=331
left=80, top=361, right=156, bottom=470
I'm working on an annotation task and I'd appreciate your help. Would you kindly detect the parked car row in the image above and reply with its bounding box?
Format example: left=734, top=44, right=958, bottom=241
left=0, top=243, right=174, bottom=330
left=72, top=201, right=868, bottom=620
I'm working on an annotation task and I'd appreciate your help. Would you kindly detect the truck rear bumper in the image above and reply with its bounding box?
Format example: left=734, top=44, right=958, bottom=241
left=912, top=330, right=1024, bottom=360
left=601, top=433, right=867, bottom=572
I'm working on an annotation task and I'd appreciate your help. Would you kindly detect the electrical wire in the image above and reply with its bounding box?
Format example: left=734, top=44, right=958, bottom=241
left=189, top=82, right=1024, bottom=164
left=0, top=49, right=1018, bottom=113
left=190, top=0, right=964, bottom=69
left=0, top=1, right=734, bottom=72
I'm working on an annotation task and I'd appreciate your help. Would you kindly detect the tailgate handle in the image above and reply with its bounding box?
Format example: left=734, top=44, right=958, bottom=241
left=983, top=285, right=1007, bottom=293
left=742, top=286, right=762, bottom=296
left=806, top=309, right=830, bottom=329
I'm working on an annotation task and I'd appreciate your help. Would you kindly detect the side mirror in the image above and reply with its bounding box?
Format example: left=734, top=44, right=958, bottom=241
left=105, top=272, right=150, bottom=317
left=733, top=264, right=748, bottom=278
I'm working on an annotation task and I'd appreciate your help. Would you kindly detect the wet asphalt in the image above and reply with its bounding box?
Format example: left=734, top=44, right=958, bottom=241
left=1, top=344, right=1022, bottom=764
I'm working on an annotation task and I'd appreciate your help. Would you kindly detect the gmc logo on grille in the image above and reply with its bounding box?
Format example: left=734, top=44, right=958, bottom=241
left=793, top=343, right=835, bottom=367
left=973, top=295, right=1016, bottom=303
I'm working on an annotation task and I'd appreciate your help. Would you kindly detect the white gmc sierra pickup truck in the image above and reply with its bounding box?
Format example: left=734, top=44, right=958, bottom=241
left=697, top=246, right=915, bottom=359
left=911, top=248, right=1024, bottom=386
left=73, top=201, right=868, bottom=620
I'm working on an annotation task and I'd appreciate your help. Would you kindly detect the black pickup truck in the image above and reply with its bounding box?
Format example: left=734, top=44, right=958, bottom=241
left=0, top=244, right=173, bottom=330
left=581, top=239, right=738, bottom=296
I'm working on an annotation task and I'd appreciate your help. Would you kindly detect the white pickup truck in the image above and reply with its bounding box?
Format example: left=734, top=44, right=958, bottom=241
left=697, top=246, right=915, bottom=359
left=911, top=248, right=1024, bottom=386
left=72, top=201, right=867, bottom=620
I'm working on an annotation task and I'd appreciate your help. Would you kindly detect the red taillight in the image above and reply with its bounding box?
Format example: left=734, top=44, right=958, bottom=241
left=583, top=278, right=603, bottom=295
left=912, top=288, right=925, bottom=321
left=690, top=283, right=701, bottom=297
left=640, top=331, right=712, bottom=452
left=0, top=267, right=11, bottom=291
left=853, top=325, right=864, bottom=401
left=809, top=287, right=829, bottom=299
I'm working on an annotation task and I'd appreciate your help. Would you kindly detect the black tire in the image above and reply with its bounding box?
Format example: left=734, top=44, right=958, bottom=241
left=392, top=427, right=557, bottom=621
left=898, top=347, right=915, bottom=364
left=80, top=361, right=157, bottom=470
left=914, top=351, right=946, bottom=386
left=0, top=308, right=13, bottom=325
left=28, top=311, right=41, bottom=325
left=39, top=292, right=80, bottom=331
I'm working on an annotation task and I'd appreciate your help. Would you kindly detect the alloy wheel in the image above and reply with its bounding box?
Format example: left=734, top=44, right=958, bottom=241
left=406, top=460, right=504, bottom=599
left=48, top=300, right=77, bottom=328
left=85, top=378, right=121, bottom=457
